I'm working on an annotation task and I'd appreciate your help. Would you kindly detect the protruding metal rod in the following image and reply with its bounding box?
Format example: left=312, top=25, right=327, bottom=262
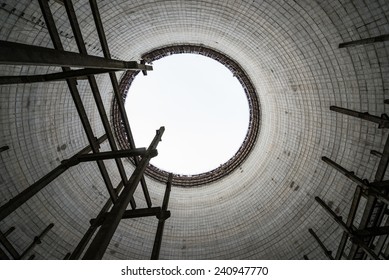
left=63, top=0, right=136, bottom=209
left=322, top=157, right=389, bottom=205
left=77, top=148, right=153, bottom=162
left=335, top=186, right=362, bottom=259
left=90, top=207, right=164, bottom=227
left=151, top=173, right=173, bottom=260
left=347, top=133, right=389, bottom=258
left=315, top=197, right=350, bottom=233
left=82, top=127, right=165, bottom=260
left=0, top=135, right=107, bottom=222
left=370, top=180, right=389, bottom=188
left=353, top=226, right=389, bottom=237
left=0, top=146, right=9, bottom=153
left=348, top=196, right=377, bottom=259
left=322, top=156, right=367, bottom=186
left=0, top=68, right=113, bottom=85
left=38, top=0, right=117, bottom=203
left=0, top=40, right=151, bottom=71
left=88, top=0, right=153, bottom=208
left=308, top=229, right=334, bottom=260
left=373, top=218, right=389, bottom=257
left=375, top=132, right=389, bottom=182
left=315, top=197, right=379, bottom=260
left=62, top=148, right=155, bottom=167
left=0, top=231, right=20, bottom=259
left=20, top=223, right=54, bottom=259
left=384, top=237, right=389, bottom=259
left=371, top=150, right=383, bottom=157
left=123, top=207, right=166, bottom=220
left=339, top=34, right=389, bottom=48
left=349, top=237, right=379, bottom=260
left=3, top=227, right=15, bottom=237
left=330, top=106, right=389, bottom=128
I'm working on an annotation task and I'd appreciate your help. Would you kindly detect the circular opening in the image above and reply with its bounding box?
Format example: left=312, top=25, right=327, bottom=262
left=124, top=54, right=249, bottom=175
left=112, top=45, right=260, bottom=187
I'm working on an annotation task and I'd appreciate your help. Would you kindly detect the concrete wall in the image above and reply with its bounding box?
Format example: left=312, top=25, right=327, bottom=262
left=0, top=0, right=388, bottom=259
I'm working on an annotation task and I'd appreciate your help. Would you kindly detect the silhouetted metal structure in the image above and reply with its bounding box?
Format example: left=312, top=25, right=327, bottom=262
left=0, top=0, right=171, bottom=260
left=305, top=104, right=389, bottom=260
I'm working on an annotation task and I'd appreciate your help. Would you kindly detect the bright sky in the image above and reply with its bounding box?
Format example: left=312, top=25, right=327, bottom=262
left=125, top=54, right=249, bottom=175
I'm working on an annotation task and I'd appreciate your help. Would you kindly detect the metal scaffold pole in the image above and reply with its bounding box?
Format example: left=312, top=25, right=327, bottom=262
left=82, top=127, right=165, bottom=260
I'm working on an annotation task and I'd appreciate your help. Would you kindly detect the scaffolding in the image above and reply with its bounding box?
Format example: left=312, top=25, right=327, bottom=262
left=0, top=0, right=171, bottom=260
left=305, top=105, right=389, bottom=260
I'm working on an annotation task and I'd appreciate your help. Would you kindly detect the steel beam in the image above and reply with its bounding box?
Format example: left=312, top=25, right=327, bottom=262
left=151, top=173, right=173, bottom=260
left=20, top=223, right=54, bottom=259
left=354, top=226, right=389, bottom=237
left=348, top=236, right=379, bottom=260
left=322, top=157, right=389, bottom=204
left=330, top=106, right=389, bottom=128
left=371, top=150, right=383, bottom=157
left=38, top=0, right=118, bottom=203
left=0, top=146, right=9, bottom=153
left=315, top=197, right=379, bottom=260
left=384, top=238, right=389, bottom=259
left=3, top=227, right=15, bottom=237
left=0, top=68, right=113, bottom=85
left=77, top=148, right=154, bottom=162
left=308, top=229, right=334, bottom=260
left=0, top=134, right=107, bottom=222
left=373, top=218, right=389, bottom=257
left=62, top=148, right=154, bottom=167
left=90, top=207, right=163, bottom=227
left=370, top=180, right=389, bottom=189
left=63, top=0, right=138, bottom=209
left=88, top=0, right=153, bottom=208
left=348, top=196, right=377, bottom=259
left=0, top=40, right=151, bottom=71
left=375, top=132, right=389, bottom=182
left=335, top=186, right=362, bottom=259
left=322, top=156, right=366, bottom=186
left=315, top=197, right=350, bottom=233
left=349, top=134, right=389, bottom=258
left=82, top=127, right=165, bottom=260
left=122, top=207, right=166, bottom=220
left=339, top=34, right=389, bottom=48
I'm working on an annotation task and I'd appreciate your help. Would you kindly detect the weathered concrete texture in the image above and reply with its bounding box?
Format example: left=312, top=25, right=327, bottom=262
left=0, top=0, right=389, bottom=259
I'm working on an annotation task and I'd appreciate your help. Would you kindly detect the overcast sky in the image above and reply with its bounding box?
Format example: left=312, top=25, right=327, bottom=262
left=125, top=54, right=249, bottom=175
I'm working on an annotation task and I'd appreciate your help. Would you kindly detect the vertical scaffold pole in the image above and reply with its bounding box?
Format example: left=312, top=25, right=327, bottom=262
left=88, top=0, right=153, bottom=207
left=82, top=127, right=164, bottom=260
left=151, top=173, right=173, bottom=260
left=308, top=229, right=334, bottom=260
